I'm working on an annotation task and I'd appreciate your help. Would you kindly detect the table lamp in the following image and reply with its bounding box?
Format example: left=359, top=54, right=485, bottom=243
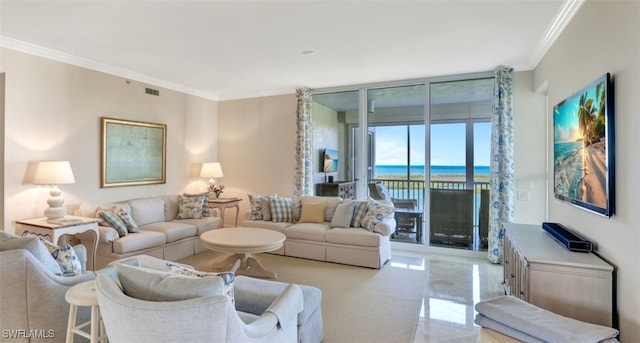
left=33, top=160, right=76, bottom=220
left=200, top=162, right=224, bottom=190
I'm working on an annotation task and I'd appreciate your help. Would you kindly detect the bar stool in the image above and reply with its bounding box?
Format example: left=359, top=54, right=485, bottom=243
left=65, top=280, right=106, bottom=343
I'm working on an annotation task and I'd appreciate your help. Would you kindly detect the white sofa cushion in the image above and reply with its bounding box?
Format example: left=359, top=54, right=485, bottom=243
left=171, top=217, right=223, bottom=235
left=325, top=228, right=382, bottom=247
left=112, top=231, right=167, bottom=254
left=163, top=195, right=180, bottom=221
left=242, top=220, right=293, bottom=233
left=129, top=197, right=165, bottom=226
left=285, top=223, right=330, bottom=242
left=140, top=221, right=197, bottom=243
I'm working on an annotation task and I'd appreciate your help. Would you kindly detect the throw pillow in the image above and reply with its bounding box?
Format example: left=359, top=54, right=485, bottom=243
left=329, top=201, right=356, bottom=228
left=270, top=196, right=294, bottom=223
left=0, top=233, right=61, bottom=275
left=361, top=199, right=395, bottom=232
left=98, top=209, right=128, bottom=237
left=261, top=197, right=273, bottom=221
left=166, top=262, right=235, bottom=303
left=248, top=193, right=270, bottom=220
left=115, top=263, right=225, bottom=302
left=40, top=238, right=82, bottom=276
left=183, top=192, right=211, bottom=217
left=176, top=194, right=205, bottom=219
left=298, top=201, right=327, bottom=224
left=114, top=205, right=140, bottom=233
left=350, top=200, right=369, bottom=228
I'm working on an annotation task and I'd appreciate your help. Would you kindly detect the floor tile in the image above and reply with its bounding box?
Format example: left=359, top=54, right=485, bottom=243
left=389, top=251, right=503, bottom=343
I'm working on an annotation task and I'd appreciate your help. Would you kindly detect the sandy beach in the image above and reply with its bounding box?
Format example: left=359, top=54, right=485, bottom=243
left=554, top=140, right=607, bottom=208
left=577, top=141, right=607, bottom=206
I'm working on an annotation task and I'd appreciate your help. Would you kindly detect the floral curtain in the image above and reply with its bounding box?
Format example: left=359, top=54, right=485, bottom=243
left=488, top=66, right=515, bottom=264
left=295, top=88, right=314, bottom=198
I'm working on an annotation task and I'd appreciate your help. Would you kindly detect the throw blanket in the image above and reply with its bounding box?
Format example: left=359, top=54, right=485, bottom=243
left=474, top=296, right=619, bottom=343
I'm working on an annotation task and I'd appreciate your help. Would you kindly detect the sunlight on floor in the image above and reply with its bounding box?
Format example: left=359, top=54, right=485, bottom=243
left=390, top=251, right=504, bottom=343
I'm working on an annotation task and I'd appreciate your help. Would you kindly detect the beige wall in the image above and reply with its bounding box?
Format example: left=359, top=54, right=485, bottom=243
left=2, top=48, right=219, bottom=232
left=512, top=70, right=547, bottom=224
left=534, top=1, right=639, bottom=340
left=217, top=94, right=297, bottom=219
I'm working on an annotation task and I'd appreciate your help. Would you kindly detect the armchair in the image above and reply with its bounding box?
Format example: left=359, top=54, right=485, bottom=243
left=0, top=247, right=95, bottom=343
left=95, top=272, right=304, bottom=343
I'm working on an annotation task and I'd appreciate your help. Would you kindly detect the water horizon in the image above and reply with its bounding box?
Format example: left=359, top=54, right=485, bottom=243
left=375, top=165, right=489, bottom=176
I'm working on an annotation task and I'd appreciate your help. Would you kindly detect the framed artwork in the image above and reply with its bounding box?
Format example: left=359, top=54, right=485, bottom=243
left=101, top=117, right=167, bottom=188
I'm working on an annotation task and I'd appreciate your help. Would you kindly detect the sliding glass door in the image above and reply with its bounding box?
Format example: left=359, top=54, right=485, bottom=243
left=428, top=78, right=493, bottom=250
left=313, top=73, right=493, bottom=251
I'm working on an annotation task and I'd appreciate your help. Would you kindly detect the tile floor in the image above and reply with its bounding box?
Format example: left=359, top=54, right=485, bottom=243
left=388, top=251, right=504, bottom=343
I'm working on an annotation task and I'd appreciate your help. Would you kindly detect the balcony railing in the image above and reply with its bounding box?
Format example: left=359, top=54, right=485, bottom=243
left=373, top=178, right=490, bottom=250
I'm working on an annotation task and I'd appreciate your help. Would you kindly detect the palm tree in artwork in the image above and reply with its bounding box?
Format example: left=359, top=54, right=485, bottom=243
left=577, top=93, right=596, bottom=145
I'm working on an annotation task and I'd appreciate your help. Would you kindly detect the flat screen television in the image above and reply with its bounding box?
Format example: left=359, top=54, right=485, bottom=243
left=553, top=73, right=614, bottom=217
left=323, top=149, right=338, bottom=173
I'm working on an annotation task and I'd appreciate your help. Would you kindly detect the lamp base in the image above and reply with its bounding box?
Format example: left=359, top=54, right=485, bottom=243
left=44, top=186, right=67, bottom=220
left=44, top=207, right=67, bottom=220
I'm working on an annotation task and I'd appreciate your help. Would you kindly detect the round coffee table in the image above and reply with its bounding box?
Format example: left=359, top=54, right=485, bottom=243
left=200, top=227, right=285, bottom=278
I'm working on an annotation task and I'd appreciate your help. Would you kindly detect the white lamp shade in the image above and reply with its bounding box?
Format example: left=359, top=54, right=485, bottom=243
left=33, top=161, right=76, bottom=185
left=200, top=162, right=224, bottom=178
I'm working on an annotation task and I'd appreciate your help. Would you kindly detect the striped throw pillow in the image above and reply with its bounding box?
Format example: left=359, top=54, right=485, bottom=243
left=350, top=200, right=369, bottom=228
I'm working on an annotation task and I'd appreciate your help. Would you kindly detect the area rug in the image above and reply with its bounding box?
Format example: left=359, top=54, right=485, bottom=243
left=179, top=251, right=427, bottom=343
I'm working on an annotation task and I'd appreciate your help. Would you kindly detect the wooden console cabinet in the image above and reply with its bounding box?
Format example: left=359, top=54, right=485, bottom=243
left=503, top=223, right=613, bottom=326
left=315, top=181, right=355, bottom=199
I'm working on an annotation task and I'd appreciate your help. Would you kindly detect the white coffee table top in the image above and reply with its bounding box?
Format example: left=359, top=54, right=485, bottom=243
left=200, top=227, right=285, bottom=254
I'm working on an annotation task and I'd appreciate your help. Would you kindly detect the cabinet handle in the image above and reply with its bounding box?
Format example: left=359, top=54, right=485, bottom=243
left=510, top=274, right=515, bottom=278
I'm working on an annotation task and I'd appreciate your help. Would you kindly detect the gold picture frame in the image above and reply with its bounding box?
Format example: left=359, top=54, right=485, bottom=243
left=101, top=117, right=167, bottom=188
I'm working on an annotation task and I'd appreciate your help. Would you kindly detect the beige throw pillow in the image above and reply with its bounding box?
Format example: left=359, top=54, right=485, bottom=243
left=298, top=201, right=327, bottom=224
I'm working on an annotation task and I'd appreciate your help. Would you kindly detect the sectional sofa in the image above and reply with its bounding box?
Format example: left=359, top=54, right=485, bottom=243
left=242, top=195, right=396, bottom=269
left=74, top=195, right=223, bottom=269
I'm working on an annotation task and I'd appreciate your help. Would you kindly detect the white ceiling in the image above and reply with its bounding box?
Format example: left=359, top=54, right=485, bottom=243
left=0, top=0, right=582, bottom=101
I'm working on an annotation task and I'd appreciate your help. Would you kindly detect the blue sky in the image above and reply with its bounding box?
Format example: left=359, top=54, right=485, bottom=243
left=375, top=123, right=491, bottom=166
left=554, top=77, right=607, bottom=144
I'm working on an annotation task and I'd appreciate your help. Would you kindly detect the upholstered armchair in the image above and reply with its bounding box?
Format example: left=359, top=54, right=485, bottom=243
left=95, top=270, right=304, bottom=343
left=0, top=240, right=95, bottom=343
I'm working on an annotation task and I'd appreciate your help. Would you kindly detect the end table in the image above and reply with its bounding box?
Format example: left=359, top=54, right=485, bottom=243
left=16, top=216, right=99, bottom=271
left=208, top=197, right=242, bottom=227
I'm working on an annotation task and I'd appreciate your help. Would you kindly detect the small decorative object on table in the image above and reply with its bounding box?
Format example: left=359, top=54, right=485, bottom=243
left=209, top=184, right=225, bottom=199
left=200, top=162, right=224, bottom=199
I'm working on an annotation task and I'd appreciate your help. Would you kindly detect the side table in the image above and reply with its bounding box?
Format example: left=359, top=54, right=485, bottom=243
left=208, top=197, right=242, bottom=227
left=65, top=280, right=106, bottom=343
left=393, top=208, right=424, bottom=243
left=15, top=216, right=99, bottom=271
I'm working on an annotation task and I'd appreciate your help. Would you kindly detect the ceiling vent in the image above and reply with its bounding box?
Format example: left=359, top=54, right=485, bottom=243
left=145, top=88, right=159, bottom=96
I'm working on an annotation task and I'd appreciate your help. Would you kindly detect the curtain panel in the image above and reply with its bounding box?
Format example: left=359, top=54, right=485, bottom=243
left=488, top=66, right=515, bottom=264
left=295, top=88, right=314, bottom=198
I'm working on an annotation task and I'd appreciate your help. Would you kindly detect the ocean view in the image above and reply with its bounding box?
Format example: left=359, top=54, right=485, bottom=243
left=375, top=165, right=490, bottom=177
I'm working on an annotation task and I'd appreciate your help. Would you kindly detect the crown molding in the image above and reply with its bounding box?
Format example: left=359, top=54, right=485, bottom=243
left=528, top=0, right=585, bottom=69
left=0, top=36, right=220, bottom=101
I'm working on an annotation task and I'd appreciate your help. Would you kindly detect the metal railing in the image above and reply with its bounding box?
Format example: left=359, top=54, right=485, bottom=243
left=373, top=178, right=490, bottom=249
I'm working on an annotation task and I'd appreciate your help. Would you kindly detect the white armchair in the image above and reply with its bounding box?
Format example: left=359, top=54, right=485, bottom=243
left=95, top=272, right=304, bottom=343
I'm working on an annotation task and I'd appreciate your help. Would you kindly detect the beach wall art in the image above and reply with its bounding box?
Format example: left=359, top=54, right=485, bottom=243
left=553, top=73, right=615, bottom=217
left=323, top=148, right=339, bottom=173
